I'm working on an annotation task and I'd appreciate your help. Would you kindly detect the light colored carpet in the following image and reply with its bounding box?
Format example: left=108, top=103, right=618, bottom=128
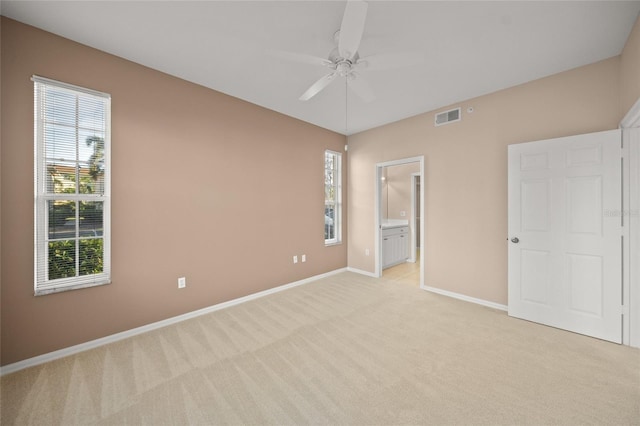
left=2, top=272, right=639, bottom=425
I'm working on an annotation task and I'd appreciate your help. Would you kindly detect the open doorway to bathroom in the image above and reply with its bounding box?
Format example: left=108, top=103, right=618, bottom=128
left=375, top=157, right=424, bottom=287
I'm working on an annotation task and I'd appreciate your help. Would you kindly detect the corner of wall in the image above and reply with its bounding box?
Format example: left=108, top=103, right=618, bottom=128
left=620, top=12, right=640, bottom=119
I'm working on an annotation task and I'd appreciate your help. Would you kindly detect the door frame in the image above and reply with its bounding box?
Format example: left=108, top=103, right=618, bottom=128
left=375, top=156, right=424, bottom=287
left=410, top=172, right=421, bottom=263
left=621, top=97, right=640, bottom=348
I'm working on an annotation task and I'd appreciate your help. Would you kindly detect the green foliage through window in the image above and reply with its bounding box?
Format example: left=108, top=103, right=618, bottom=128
left=48, top=239, right=103, bottom=280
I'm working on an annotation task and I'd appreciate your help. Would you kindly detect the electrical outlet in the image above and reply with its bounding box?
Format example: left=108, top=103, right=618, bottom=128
left=178, top=277, right=186, bottom=289
left=365, top=248, right=370, bottom=256
left=400, top=210, right=406, bottom=217
left=302, top=254, right=306, bottom=262
left=293, top=255, right=298, bottom=264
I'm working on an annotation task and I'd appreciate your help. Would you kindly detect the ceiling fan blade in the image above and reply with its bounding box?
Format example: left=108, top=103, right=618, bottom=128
left=356, top=52, right=425, bottom=71
left=338, top=0, right=368, bottom=60
left=268, top=50, right=333, bottom=68
left=299, top=72, right=337, bottom=101
left=348, top=73, right=375, bottom=103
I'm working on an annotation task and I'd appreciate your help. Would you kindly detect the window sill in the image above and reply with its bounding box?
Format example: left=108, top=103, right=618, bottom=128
left=35, top=277, right=111, bottom=296
left=324, top=241, right=343, bottom=247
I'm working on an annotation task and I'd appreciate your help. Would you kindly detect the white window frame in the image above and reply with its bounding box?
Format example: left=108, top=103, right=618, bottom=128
left=324, top=150, right=342, bottom=245
left=33, top=76, right=111, bottom=295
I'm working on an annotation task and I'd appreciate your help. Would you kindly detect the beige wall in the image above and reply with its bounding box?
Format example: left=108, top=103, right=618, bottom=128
left=0, top=18, right=347, bottom=365
left=621, top=13, right=640, bottom=117
left=348, top=57, right=622, bottom=305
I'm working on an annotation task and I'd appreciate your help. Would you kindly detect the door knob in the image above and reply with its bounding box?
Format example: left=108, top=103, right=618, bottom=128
left=511, top=237, right=519, bottom=243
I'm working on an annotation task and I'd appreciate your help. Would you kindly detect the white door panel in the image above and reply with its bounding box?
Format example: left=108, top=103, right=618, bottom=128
left=520, top=249, right=550, bottom=305
left=508, top=129, right=622, bottom=343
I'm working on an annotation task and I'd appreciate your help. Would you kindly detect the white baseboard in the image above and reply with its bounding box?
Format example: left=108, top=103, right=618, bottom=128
left=421, top=285, right=508, bottom=311
left=0, top=267, right=348, bottom=376
left=346, top=267, right=378, bottom=278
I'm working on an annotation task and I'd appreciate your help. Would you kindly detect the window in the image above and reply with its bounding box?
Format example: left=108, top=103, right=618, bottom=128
left=324, top=150, right=342, bottom=245
left=33, top=76, right=111, bottom=295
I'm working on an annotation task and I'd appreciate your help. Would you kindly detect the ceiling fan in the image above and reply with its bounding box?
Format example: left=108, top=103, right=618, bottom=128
left=272, top=0, right=423, bottom=102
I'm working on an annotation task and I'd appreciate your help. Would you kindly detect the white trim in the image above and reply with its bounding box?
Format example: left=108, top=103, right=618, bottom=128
left=626, top=127, right=640, bottom=348
left=621, top=97, right=640, bottom=129
left=0, top=267, right=347, bottom=376
left=622, top=129, right=631, bottom=346
left=620, top=97, right=640, bottom=348
left=410, top=172, right=420, bottom=263
left=421, top=285, right=508, bottom=312
left=375, top=165, right=382, bottom=276
left=347, top=266, right=378, bottom=277
left=31, top=75, right=110, bottom=99
left=325, top=150, right=343, bottom=245
left=377, top=156, right=423, bottom=169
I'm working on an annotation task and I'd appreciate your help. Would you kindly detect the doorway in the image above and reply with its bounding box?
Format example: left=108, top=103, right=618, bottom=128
left=375, top=156, right=424, bottom=288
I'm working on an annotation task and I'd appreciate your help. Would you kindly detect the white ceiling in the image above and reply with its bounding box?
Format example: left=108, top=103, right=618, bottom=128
left=3, top=1, right=640, bottom=135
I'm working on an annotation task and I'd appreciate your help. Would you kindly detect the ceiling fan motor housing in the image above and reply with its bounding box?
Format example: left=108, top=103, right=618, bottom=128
left=329, top=48, right=360, bottom=76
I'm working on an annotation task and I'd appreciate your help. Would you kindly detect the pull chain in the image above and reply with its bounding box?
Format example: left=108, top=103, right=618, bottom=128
left=345, top=77, right=348, bottom=136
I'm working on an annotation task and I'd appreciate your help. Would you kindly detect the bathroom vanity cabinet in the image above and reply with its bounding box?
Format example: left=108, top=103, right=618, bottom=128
left=382, top=225, right=409, bottom=269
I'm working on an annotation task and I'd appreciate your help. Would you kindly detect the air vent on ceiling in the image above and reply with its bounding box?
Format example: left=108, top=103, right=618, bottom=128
left=435, top=107, right=461, bottom=126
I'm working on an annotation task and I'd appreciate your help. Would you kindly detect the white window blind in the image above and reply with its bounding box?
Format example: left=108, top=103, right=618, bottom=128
left=324, top=150, right=342, bottom=245
left=33, top=76, right=111, bottom=295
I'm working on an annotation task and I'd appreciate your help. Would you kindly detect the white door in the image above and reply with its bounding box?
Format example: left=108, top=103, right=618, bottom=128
left=508, top=129, right=622, bottom=343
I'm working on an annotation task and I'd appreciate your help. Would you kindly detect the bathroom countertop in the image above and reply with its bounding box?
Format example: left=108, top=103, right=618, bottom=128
left=381, top=219, right=409, bottom=229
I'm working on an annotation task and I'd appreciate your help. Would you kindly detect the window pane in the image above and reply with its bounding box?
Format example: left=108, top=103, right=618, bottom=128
left=77, top=165, right=103, bottom=195
left=79, top=238, right=103, bottom=276
left=44, top=123, right=76, bottom=163
left=78, top=96, right=106, bottom=131
left=325, top=205, right=335, bottom=240
left=325, top=153, right=335, bottom=170
left=325, top=169, right=335, bottom=187
left=79, top=132, right=104, bottom=163
left=44, top=88, right=76, bottom=127
left=48, top=240, right=76, bottom=280
left=48, top=200, right=76, bottom=240
left=325, top=185, right=335, bottom=203
left=79, top=201, right=104, bottom=237
left=79, top=132, right=105, bottom=194
left=46, top=162, right=77, bottom=194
